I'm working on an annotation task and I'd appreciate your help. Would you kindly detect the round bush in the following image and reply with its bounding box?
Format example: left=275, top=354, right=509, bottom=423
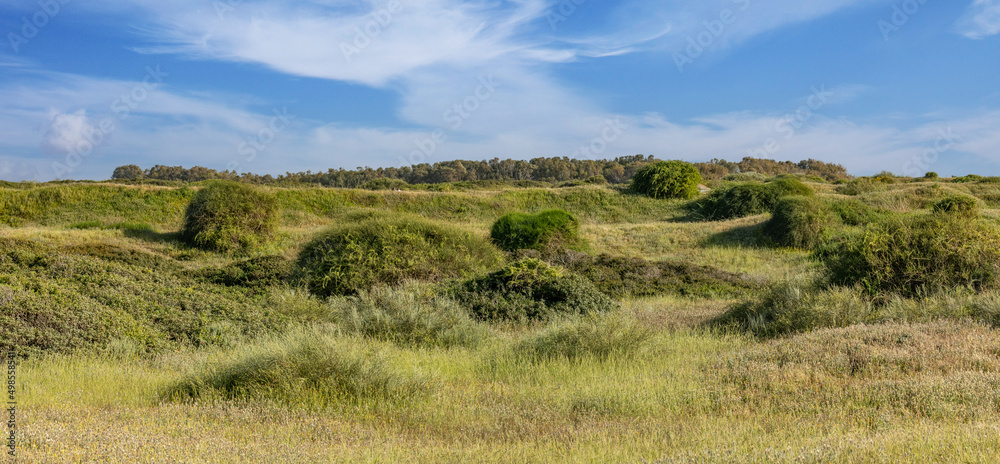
left=764, top=196, right=835, bottom=249
left=182, top=181, right=278, bottom=252
left=630, top=161, right=703, bottom=200
left=822, top=214, right=1000, bottom=298
left=297, top=212, right=504, bottom=297
left=690, top=178, right=814, bottom=221
left=451, top=259, right=617, bottom=322
left=490, top=209, right=585, bottom=254
left=932, top=195, right=979, bottom=218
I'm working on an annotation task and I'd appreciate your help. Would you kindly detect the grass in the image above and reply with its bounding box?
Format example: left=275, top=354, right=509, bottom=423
left=10, top=178, right=1000, bottom=462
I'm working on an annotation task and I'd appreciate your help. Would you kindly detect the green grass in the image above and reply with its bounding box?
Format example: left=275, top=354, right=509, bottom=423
left=10, top=178, right=1000, bottom=462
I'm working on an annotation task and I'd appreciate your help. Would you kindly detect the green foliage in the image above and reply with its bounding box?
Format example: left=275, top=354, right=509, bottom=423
left=722, top=172, right=767, bottom=182
left=630, top=160, right=703, bottom=200
left=164, top=327, right=426, bottom=406
left=952, top=174, right=984, bottom=183
left=329, top=282, right=487, bottom=348
left=689, top=177, right=812, bottom=221
left=821, top=214, right=1000, bottom=298
left=450, top=259, right=617, bottom=323
left=835, top=178, right=885, bottom=196
left=826, top=199, right=888, bottom=226
left=111, top=165, right=145, bottom=180
left=713, top=282, right=871, bottom=338
left=510, top=314, right=652, bottom=363
left=296, top=211, right=503, bottom=297
left=764, top=196, right=836, bottom=249
left=182, top=181, right=278, bottom=252
left=203, top=255, right=290, bottom=291
left=872, top=171, right=898, bottom=184
left=490, top=209, right=585, bottom=254
left=558, top=253, right=757, bottom=298
left=932, top=195, right=980, bottom=218
left=924, top=172, right=939, bottom=180
left=361, top=178, right=408, bottom=190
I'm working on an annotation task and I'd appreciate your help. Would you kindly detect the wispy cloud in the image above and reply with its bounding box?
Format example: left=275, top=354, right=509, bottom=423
left=957, top=0, right=1000, bottom=39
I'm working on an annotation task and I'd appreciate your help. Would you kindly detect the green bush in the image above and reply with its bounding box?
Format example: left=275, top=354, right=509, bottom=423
left=835, top=178, right=885, bottom=196
left=630, top=161, right=703, bottom=200
left=764, top=196, right=836, bottom=249
left=450, top=259, right=617, bottom=322
left=182, top=181, right=278, bottom=252
left=723, top=172, right=767, bottom=182
left=689, top=177, right=814, bottom=221
left=712, top=282, right=871, bottom=338
left=164, top=327, right=426, bottom=406
left=296, top=211, right=504, bottom=297
left=203, top=255, right=290, bottom=291
left=952, top=174, right=984, bottom=183
left=932, top=195, right=979, bottom=218
left=558, top=253, right=757, bottom=299
left=821, top=214, right=1000, bottom=298
left=924, top=172, right=939, bottom=180
left=490, top=209, right=585, bottom=254
left=826, top=199, right=888, bottom=226
left=329, top=281, right=487, bottom=348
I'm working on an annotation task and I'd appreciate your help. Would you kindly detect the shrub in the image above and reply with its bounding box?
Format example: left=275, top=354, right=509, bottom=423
left=203, top=255, right=290, bottom=291
left=329, top=281, right=487, bottom=348
left=164, top=327, right=426, bottom=406
left=924, top=172, right=939, bottom=180
left=873, top=171, right=898, bottom=184
left=689, top=177, right=814, bottom=221
left=932, top=195, right=979, bottom=218
left=826, top=199, right=888, bottom=226
left=712, top=282, right=871, bottom=338
left=557, top=253, right=757, bottom=299
left=764, top=196, right=836, bottom=249
left=296, top=211, right=503, bottom=297
left=181, top=181, right=278, bottom=252
left=630, top=161, right=703, bottom=200
left=450, top=259, right=617, bottom=322
left=111, top=164, right=144, bottom=180
left=723, top=172, right=767, bottom=182
left=821, top=214, right=1000, bottom=298
left=835, top=178, right=885, bottom=196
left=953, top=174, right=984, bottom=183
left=490, top=209, right=585, bottom=254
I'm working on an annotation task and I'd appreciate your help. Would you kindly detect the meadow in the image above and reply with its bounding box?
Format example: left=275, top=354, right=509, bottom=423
left=4, top=173, right=1000, bottom=463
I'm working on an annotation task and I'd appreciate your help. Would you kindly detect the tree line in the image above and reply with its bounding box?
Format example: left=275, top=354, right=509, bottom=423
left=111, top=156, right=849, bottom=186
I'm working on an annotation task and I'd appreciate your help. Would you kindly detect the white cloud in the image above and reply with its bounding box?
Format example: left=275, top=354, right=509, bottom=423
left=41, top=110, right=97, bottom=156
left=957, top=0, right=1000, bottom=39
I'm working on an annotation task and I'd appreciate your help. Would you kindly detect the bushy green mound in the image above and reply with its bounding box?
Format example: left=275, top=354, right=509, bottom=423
left=490, top=209, right=585, bottom=254
left=826, top=199, right=888, bottom=226
left=559, top=253, right=757, bottom=298
left=689, top=177, right=813, bottom=221
left=451, top=259, right=617, bottom=322
left=764, top=196, right=836, bottom=249
left=329, top=282, right=487, bottom=348
left=821, top=214, right=1000, bottom=297
left=932, top=195, right=979, bottom=218
left=0, top=238, right=285, bottom=357
left=182, top=181, right=278, bottom=252
left=296, top=212, right=504, bottom=297
left=630, top=160, right=703, bottom=199
left=164, top=328, right=426, bottom=406
left=834, top=178, right=885, bottom=196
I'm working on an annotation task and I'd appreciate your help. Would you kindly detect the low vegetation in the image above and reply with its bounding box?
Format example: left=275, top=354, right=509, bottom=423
left=182, top=181, right=278, bottom=252
left=629, top=160, right=703, bottom=199
left=490, top=209, right=585, bottom=255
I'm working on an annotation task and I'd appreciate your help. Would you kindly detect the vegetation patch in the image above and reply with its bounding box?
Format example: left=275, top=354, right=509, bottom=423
left=490, top=209, right=585, bottom=255
left=932, top=195, right=980, bottom=218
left=296, top=211, right=504, bottom=297
left=182, top=181, right=278, bottom=252
left=764, top=196, right=836, bottom=249
left=202, top=255, right=290, bottom=291
left=508, top=314, right=653, bottom=363
left=629, top=160, right=703, bottom=199
left=688, top=177, right=813, bottom=221
left=556, top=253, right=757, bottom=298
left=450, top=259, right=617, bottom=322
left=164, top=328, right=426, bottom=406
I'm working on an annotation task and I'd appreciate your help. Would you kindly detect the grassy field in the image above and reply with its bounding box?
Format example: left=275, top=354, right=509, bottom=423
left=5, top=180, right=1000, bottom=462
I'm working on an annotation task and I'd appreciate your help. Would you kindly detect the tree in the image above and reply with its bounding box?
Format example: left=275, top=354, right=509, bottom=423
left=111, top=164, right=144, bottom=180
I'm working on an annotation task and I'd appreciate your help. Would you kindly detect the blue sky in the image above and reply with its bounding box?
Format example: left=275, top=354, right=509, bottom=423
left=0, top=0, right=998, bottom=181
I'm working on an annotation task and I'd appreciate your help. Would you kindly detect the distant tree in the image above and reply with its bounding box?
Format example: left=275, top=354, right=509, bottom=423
left=111, top=164, right=145, bottom=180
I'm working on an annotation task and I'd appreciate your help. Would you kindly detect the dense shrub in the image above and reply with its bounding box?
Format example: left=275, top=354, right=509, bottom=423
left=689, top=177, right=812, bottom=221
left=203, top=255, right=290, bottom=291
left=835, top=178, right=885, bottom=196
left=182, top=181, right=278, bottom=252
left=557, top=253, right=757, bottom=298
left=450, top=259, right=617, bottom=322
left=329, top=282, right=487, bottom=348
left=924, top=172, right=939, bottom=180
left=952, top=174, right=984, bottom=183
left=932, top=195, right=979, bottom=218
left=826, top=199, right=888, bottom=226
left=872, top=171, right=898, bottom=184
left=723, top=172, right=767, bottom=182
left=821, top=214, right=1000, bottom=298
left=767, top=176, right=814, bottom=197
left=296, top=212, right=503, bottom=297
left=490, top=209, right=585, bottom=254
left=764, top=196, right=836, bottom=249
left=164, top=327, right=426, bottom=406
left=361, top=178, right=408, bottom=190
left=630, top=160, right=703, bottom=200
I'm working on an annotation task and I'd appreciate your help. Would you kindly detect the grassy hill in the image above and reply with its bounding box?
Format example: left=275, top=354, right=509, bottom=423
left=5, top=177, right=1000, bottom=462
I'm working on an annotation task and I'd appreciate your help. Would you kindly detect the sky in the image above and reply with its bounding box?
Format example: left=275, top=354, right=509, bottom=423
left=0, top=0, right=998, bottom=181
